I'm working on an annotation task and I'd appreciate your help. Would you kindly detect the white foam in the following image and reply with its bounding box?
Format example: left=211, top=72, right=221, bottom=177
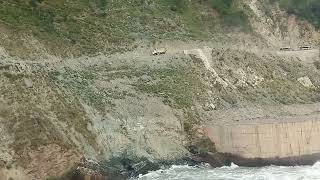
left=133, top=162, right=320, bottom=180
left=230, top=162, right=239, bottom=168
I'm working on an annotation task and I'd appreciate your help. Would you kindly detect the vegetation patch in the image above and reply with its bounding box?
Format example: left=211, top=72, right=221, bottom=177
left=131, top=62, right=208, bottom=137
left=188, top=137, right=216, bottom=155
left=135, top=66, right=206, bottom=109
left=0, top=70, right=96, bottom=165
left=0, top=0, right=252, bottom=57
left=50, top=68, right=111, bottom=110
left=271, top=0, right=320, bottom=28
left=207, top=49, right=320, bottom=107
left=314, top=61, right=320, bottom=70
left=210, top=0, right=251, bottom=30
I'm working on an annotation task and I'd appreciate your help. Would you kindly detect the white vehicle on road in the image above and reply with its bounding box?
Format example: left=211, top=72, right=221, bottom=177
left=152, top=48, right=167, bottom=55
left=280, top=47, right=293, bottom=51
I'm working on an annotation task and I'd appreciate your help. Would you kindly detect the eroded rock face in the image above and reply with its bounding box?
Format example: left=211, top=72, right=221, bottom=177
left=183, top=48, right=231, bottom=88
left=247, top=0, right=320, bottom=47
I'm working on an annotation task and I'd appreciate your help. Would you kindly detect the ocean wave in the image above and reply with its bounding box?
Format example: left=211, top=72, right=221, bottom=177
left=133, top=161, right=320, bottom=180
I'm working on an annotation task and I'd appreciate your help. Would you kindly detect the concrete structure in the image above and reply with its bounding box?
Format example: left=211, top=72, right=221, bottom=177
left=203, top=106, right=320, bottom=166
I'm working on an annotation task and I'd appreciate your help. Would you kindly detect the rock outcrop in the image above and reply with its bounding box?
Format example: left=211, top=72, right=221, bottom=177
left=298, top=76, right=314, bottom=88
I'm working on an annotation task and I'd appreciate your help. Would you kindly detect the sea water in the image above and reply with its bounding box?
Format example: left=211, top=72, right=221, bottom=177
left=133, top=162, right=320, bottom=180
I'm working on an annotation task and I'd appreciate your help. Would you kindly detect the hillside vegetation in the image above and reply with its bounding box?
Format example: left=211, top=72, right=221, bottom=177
left=0, top=0, right=251, bottom=57
left=0, top=1, right=320, bottom=179
left=274, top=0, right=320, bottom=28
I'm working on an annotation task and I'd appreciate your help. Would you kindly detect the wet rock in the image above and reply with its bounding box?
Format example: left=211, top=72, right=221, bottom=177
left=71, top=155, right=204, bottom=179
left=69, top=157, right=126, bottom=180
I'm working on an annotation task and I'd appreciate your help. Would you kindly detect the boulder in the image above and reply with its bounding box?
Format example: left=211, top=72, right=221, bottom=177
left=297, top=76, right=314, bottom=88
left=24, top=78, right=33, bottom=88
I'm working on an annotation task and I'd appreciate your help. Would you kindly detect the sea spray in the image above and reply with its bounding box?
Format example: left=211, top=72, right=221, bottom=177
left=134, top=162, right=320, bottom=180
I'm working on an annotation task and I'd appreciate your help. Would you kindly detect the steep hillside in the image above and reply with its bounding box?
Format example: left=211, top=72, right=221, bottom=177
left=1, top=45, right=320, bottom=179
left=0, top=0, right=318, bottom=59
left=277, top=0, right=320, bottom=28
left=0, top=0, right=319, bottom=180
left=0, top=0, right=253, bottom=58
left=247, top=0, right=319, bottom=47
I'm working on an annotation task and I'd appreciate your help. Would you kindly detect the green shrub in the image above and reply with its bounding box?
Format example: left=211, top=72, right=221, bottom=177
left=210, top=0, right=251, bottom=29
left=314, top=61, right=320, bottom=70
left=30, top=0, right=44, bottom=8
left=274, top=0, right=320, bottom=28
left=166, top=0, right=187, bottom=12
left=211, top=0, right=233, bottom=15
left=224, top=10, right=250, bottom=29
left=98, top=0, right=107, bottom=10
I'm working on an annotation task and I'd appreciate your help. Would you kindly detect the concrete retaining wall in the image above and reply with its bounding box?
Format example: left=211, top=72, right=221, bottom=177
left=205, top=115, right=320, bottom=159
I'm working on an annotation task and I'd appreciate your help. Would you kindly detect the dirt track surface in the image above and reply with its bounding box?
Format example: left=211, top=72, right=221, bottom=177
left=275, top=49, right=320, bottom=64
